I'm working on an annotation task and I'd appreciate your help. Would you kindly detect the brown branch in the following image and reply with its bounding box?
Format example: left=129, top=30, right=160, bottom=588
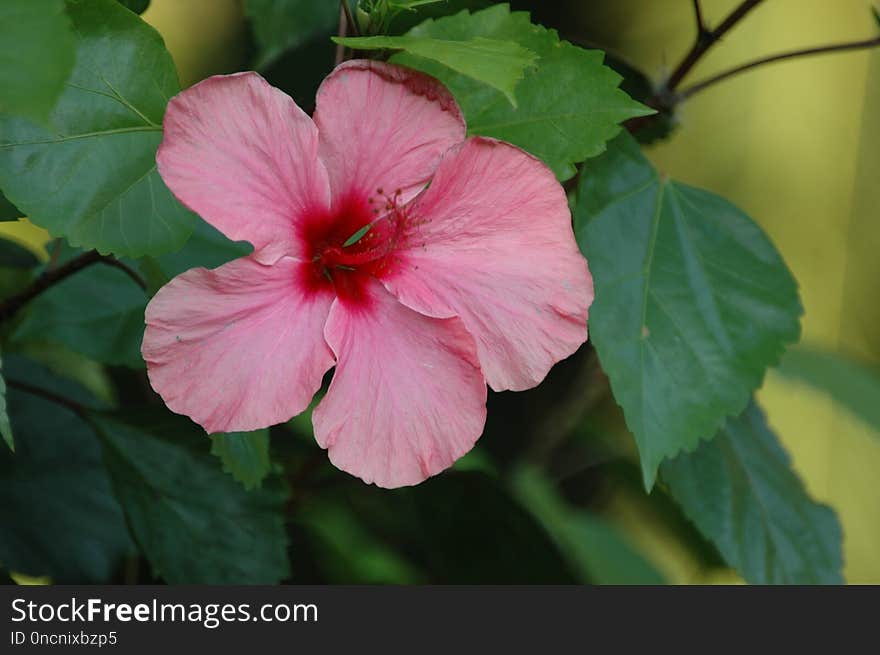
left=677, top=35, right=880, bottom=100
left=0, top=250, right=102, bottom=322
left=334, top=1, right=360, bottom=65
left=6, top=379, right=88, bottom=417
left=342, top=0, right=359, bottom=37
left=527, top=347, right=606, bottom=466
left=0, top=250, right=146, bottom=323
left=334, top=2, right=348, bottom=66
left=47, top=238, right=62, bottom=270
left=100, top=256, right=147, bottom=291
left=664, top=0, right=765, bottom=94
left=648, top=0, right=765, bottom=110
left=629, top=0, right=766, bottom=135
left=692, top=0, right=707, bottom=36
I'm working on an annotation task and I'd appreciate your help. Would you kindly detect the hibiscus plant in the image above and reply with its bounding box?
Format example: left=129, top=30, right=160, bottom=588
left=0, top=0, right=877, bottom=585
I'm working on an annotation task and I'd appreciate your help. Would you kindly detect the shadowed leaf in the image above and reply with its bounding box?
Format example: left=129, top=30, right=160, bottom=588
left=13, top=261, right=148, bottom=369
left=662, top=401, right=844, bottom=584
left=210, top=429, right=271, bottom=490
left=117, top=0, right=150, bottom=13
left=246, top=0, right=339, bottom=69
left=0, top=356, right=132, bottom=582
left=91, top=410, right=289, bottom=583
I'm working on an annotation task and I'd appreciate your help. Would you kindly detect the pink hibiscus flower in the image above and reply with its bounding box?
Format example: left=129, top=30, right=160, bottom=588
left=143, top=61, right=593, bottom=488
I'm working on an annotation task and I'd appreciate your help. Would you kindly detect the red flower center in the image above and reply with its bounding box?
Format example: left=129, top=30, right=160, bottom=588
left=302, top=188, right=408, bottom=303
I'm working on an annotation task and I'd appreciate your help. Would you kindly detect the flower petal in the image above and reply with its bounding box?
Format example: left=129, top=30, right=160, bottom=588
left=313, top=277, right=486, bottom=488
left=385, top=137, right=593, bottom=392
left=142, top=256, right=334, bottom=433
left=157, top=72, right=331, bottom=264
left=313, top=60, right=465, bottom=204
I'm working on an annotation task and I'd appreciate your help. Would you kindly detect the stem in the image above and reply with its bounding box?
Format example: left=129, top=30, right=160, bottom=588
left=0, top=250, right=102, bottom=322
left=47, top=239, right=62, bottom=270
left=342, top=0, right=359, bottom=37
left=123, top=556, right=141, bottom=585
left=335, top=2, right=348, bottom=66
left=0, top=250, right=146, bottom=323
left=335, top=1, right=359, bottom=65
left=664, top=0, right=765, bottom=93
left=692, top=0, right=707, bottom=36
left=527, top=347, right=605, bottom=466
left=6, top=379, right=88, bottom=417
left=677, top=35, right=880, bottom=100
left=100, top=257, right=147, bottom=291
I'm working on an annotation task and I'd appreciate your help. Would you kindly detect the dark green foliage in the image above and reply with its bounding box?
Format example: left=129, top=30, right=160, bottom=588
left=246, top=0, right=339, bottom=69
left=13, top=263, right=148, bottom=368
left=0, top=357, right=132, bottom=582
left=92, top=411, right=290, bottom=584
left=0, top=192, right=22, bottom=222
left=117, top=0, right=150, bottom=13
left=662, top=402, right=844, bottom=584
left=210, top=430, right=272, bottom=490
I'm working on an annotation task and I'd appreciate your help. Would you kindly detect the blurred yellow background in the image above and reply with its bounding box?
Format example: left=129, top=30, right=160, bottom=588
left=3, top=0, right=876, bottom=583
left=581, top=0, right=880, bottom=584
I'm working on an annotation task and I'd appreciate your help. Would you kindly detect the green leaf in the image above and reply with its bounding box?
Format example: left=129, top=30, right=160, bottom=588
left=391, top=4, right=651, bottom=179
left=0, top=237, right=39, bottom=269
left=140, top=219, right=251, bottom=295
left=12, top=260, right=148, bottom=368
left=512, top=467, right=666, bottom=584
left=90, top=410, right=289, bottom=583
left=873, top=5, right=880, bottom=30
left=575, top=133, right=802, bottom=488
left=210, top=430, right=271, bottom=490
left=246, top=0, right=339, bottom=69
left=776, top=345, right=880, bottom=433
left=0, top=356, right=133, bottom=582
left=0, top=0, right=195, bottom=258
left=0, top=350, right=12, bottom=451
left=661, top=401, right=844, bottom=584
left=335, top=34, right=537, bottom=106
left=117, top=0, right=150, bottom=13
left=0, top=0, right=75, bottom=123
left=0, top=191, right=22, bottom=221
left=152, top=219, right=251, bottom=282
